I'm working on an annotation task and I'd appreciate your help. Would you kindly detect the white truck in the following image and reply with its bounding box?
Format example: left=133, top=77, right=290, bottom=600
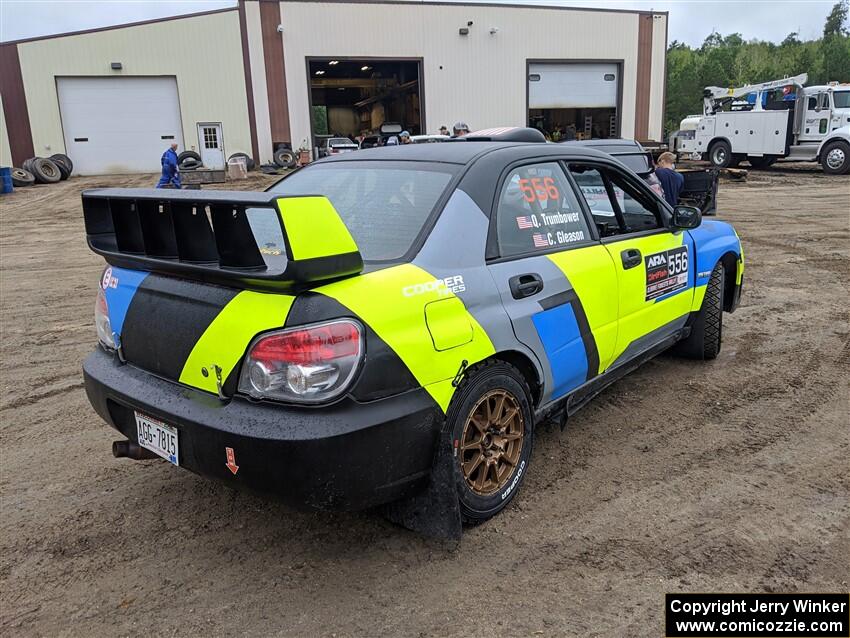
left=673, top=74, right=850, bottom=175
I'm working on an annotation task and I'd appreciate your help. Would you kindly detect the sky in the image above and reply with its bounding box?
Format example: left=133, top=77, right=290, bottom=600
left=0, top=0, right=840, bottom=45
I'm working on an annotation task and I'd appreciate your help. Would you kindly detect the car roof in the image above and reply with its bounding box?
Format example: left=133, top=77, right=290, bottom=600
left=314, top=140, right=617, bottom=166
left=562, top=139, right=645, bottom=152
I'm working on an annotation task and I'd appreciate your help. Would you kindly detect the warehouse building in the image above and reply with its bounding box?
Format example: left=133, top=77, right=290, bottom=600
left=0, top=0, right=668, bottom=175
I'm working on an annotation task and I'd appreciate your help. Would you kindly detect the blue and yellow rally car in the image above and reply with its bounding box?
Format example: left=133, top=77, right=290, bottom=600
left=83, top=128, right=743, bottom=534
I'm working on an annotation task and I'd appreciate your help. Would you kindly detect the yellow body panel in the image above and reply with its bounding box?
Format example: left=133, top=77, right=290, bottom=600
left=179, top=291, right=295, bottom=393
left=603, top=232, right=692, bottom=364
left=276, top=196, right=358, bottom=261
left=546, top=244, right=619, bottom=374
left=318, top=263, right=495, bottom=411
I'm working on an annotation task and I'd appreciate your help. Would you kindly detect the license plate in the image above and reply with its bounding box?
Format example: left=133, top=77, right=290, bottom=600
left=135, top=412, right=179, bottom=465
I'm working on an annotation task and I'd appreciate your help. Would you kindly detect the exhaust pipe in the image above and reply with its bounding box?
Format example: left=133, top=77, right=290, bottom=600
left=112, top=440, right=159, bottom=460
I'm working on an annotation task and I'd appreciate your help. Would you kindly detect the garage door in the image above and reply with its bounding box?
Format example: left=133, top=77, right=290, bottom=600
left=57, top=77, right=184, bottom=175
left=528, top=63, right=619, bottom=109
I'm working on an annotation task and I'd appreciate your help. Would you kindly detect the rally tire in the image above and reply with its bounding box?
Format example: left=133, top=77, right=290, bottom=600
left=446, top=360, right=534, bottom=524
left=820, top=140, right=850, bottom=175
left=30, top=158, right=62, bottom=184
left=274, top=148, right=297, bottom=169
left=674, top=263, right=724, bottom=360
left=228, top=152, right=255, bottom=171
left=177, top=150, right=201, bottom=164
left=11, top=168, right=35, bottom=187
left=708, top=140, right=733, bottom=168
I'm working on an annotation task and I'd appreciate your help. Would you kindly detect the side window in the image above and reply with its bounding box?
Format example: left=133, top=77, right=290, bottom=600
left=496, top=162, right=591, bottom=257
left=569, top=164, right=662, bottom=237
left=567, top=166, right=620, bottom=237
left=607, top=171, right=662, bottom=234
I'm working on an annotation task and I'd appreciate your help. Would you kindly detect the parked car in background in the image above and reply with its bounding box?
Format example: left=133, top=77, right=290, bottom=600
left=410, top=135, right=450, bottom=143
left=319, top=137, right=359, bottom=157
left=564, top=139, right=720, bottom=216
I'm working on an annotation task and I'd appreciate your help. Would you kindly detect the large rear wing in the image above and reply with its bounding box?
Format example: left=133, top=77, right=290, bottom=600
left=82, top=188, right=362, bottom=290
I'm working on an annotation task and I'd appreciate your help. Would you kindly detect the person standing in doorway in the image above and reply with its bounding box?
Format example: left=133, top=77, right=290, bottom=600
left=654, top=152, right=684, bottom=207
left=156, top=143, right=181, bottom=189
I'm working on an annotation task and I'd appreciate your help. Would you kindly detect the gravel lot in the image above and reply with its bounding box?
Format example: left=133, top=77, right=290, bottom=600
left=1, top=167, right=848, bottom=637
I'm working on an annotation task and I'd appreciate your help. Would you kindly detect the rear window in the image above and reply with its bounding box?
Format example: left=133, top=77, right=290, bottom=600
left=268, top=161, right=456, bottom=261
left=329, top=138, right=355, bottom=146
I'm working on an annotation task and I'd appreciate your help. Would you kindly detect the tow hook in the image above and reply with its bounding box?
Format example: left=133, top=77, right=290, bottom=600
left=112, top=440, right=158, bottom=460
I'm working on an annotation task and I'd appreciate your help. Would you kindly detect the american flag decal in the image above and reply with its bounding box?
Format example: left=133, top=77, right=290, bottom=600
left=516, top=215, right=533, bottom=229
left=533, top=233, right=549, bottom=248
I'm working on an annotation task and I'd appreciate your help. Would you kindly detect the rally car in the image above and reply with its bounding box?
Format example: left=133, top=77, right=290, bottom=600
left=82, top=128, right=744, bottom=535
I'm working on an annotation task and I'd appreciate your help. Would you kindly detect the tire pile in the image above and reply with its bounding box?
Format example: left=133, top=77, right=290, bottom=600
left=11, top=154, right=73, bottom=187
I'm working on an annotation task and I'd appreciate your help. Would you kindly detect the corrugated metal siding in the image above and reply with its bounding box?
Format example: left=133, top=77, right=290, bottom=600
left=17, top=11, right=252, bottom=163
left=279, top=1, right=658, bottom=148
left=0, top=94, right=12, bottom=167
left=648, top=14, right=668, bottom=141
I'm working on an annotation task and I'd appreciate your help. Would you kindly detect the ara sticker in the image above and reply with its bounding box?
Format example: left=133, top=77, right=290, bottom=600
left=645, top=246, right=689, bottom=301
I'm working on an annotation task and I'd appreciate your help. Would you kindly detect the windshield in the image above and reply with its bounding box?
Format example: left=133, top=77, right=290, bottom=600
left=833, top=91, right=850, bottom=109
left=268, top=161, right=456, bottom=261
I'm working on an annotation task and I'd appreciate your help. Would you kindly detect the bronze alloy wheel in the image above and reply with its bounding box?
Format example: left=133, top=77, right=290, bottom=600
left=460, top=389, right=525, bottom=496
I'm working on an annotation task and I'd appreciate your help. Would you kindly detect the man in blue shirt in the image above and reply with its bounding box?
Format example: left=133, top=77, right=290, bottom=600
left=654, top=152, right=684, bottom=207
left=156, top=143, right=181, bottom=189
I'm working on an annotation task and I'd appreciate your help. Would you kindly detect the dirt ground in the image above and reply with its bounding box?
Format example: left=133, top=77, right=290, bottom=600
left=1, top=166, right=848, bottom=637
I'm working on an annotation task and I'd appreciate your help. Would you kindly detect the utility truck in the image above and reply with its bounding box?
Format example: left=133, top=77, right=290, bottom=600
left=673, top=74, right=850, bottom=175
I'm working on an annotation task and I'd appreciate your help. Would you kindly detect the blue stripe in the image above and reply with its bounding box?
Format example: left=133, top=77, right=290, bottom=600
left=532, top=303, right=588, bottom=399
left=103, top=267, right=149, bottom=336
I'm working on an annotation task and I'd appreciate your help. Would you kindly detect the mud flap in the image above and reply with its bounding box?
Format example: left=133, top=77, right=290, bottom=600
left=382, top=432, right=462, bottom=541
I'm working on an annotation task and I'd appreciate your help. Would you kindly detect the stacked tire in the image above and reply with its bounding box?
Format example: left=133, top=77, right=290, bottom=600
left=14, top=155, right=70, bottom=186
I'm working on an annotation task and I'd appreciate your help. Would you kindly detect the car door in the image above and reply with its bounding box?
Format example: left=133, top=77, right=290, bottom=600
left=568, top=162, right=694, bottom=368
left=486, top=160, right=619, bottom=404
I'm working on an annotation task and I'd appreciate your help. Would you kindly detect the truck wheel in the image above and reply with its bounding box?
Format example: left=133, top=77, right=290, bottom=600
left=274, top=148, right=297, bottom=169
left=748, top=156, right=776, bottom=169
left=673, top=263, right=724, bottom=360
left=708, top=141, right=733, bottom=168
left=447, top=360, right=534, bottom=524
left=30, top=158, right=62, bottom=184
left=177, top=150, right=201, bottom=164
left=820, top=140, right=850, bottom=175
left=11, top=168, right=35, bottom=187
left=49, top=153, right=73, bottom=176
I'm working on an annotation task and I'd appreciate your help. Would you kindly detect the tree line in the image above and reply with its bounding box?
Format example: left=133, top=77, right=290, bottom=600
left=664, top=0, right=850, bottom=136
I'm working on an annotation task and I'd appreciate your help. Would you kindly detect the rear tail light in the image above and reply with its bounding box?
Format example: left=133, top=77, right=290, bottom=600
left=95, top=286, right=116, bottom=350
left=238, top=319, right=363, bottom=403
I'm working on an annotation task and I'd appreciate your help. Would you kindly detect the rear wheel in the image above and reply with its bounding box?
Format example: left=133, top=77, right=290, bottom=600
left=709, top=140, right=733, bottom=168
left=820, top=140, right=850, bottom=175
left=674, top=263, right=724, bottom=360
left=447, top=361, right=534, bottom=524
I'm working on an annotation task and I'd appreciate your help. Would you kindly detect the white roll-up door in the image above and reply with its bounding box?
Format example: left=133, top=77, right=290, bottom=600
left=528, top=63, right=619, bottom=109
left=57, top=77, right=184, bottom=175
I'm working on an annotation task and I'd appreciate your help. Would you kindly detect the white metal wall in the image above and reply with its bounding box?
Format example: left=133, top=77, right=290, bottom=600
left=16, top=11, right=252, bottom=166
left=278, top=1, right=667, bottom=148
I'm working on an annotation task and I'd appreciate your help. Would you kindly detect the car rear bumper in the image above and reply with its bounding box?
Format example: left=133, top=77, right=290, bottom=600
left=83, top=349, right=442, bottom=511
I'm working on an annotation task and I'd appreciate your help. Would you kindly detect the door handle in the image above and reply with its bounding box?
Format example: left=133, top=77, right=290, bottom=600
left=621, top=248, right=642, bottom=270
left=509, top=273, right=544, bottom=299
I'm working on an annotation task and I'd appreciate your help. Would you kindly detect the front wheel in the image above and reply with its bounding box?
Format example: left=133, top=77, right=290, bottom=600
left=820, top=141, right=850, bottom=175
left=673, top=263, right=724, bottom=360
left=447, top=361, right=534, bottom=524
left=709, top=140, right=733, bottom=168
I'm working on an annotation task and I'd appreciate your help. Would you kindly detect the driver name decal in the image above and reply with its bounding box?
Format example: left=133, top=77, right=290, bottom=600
left=645, top=246, right=689, bottom=301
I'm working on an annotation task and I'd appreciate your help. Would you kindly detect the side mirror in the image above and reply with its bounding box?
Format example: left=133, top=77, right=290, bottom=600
left=671, top=205, right=702, bottom=230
